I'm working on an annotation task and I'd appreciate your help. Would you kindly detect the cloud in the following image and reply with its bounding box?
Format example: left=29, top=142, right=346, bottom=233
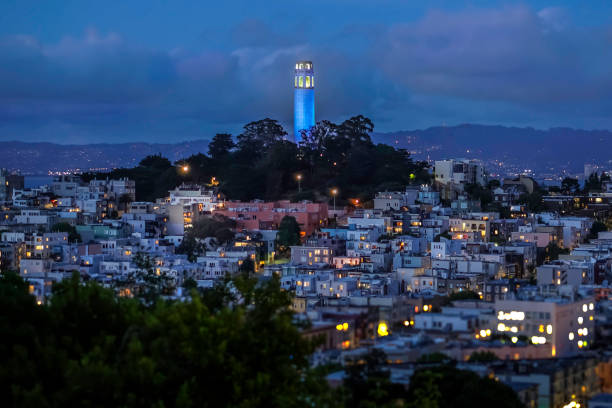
left=377, top=5, right=612, bottom=107
left=2, top=5, right=612, bottom=143
left=0, top=23, right=398, bottom=142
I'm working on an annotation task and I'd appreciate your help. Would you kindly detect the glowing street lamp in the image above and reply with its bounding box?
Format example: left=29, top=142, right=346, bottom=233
left=296, top=174, right=302, bottom=192
left=180, top=164, right=190, bottom=174
left=331, top=188, right=338, bottom=211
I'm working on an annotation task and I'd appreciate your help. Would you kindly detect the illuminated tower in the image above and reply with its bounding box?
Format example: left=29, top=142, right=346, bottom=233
left=294, top=61, right=315, bottom=143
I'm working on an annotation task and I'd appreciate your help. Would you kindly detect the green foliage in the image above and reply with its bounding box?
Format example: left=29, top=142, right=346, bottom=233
left=114, top=252, right=176, bottom=303
left=1, top=271, right=528, bottom=407
left=406, top=365, right=523, bottom=408
left=583, top=172, right=609, bottom=193
left=416, top=352, right=455, bottom=364
left=588, top=220, right=608, bottom=240
left=0, top=271, right=329, bottom=407
left=182, top=277, right=197, bottom=291
left=467, top=351, right=499, bottom=362
left=517, top=189, right=545, bottom=212
left=448, top=290, right=481, bottom=302
left=342, top=349, right=405, bottom=408
left=84, top=116, right=430, bottom=204
left=433, top=232, right=451, bottom=242
left=464, top=183, right=492, bottom=208
left=276, top=215, right=301, bottom=256
left=544, top=242, right=570, bottom=263
left=207, top=133, right=235, bottom=159
left=177, top=215, right=236, bottom=260
left=561, top=177, right=580, bottom=195
left=82, top=154, right=180, bottom=202
left=51, top=222, right=82, bottom=243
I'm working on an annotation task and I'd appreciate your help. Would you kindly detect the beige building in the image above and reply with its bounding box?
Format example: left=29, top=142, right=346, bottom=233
left=493, top=294, right=595, bottom=357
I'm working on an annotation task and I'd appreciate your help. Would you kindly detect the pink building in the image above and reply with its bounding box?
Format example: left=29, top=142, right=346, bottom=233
left=215, top=200, right=328, bottom=236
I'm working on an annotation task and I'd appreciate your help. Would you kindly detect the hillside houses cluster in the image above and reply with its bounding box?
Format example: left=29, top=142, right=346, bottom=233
left=3, top=164, right=612, bottom=407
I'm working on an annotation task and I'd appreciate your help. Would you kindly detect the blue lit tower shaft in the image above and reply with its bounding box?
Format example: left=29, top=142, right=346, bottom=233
left=294, top=61, right=315, bottom=143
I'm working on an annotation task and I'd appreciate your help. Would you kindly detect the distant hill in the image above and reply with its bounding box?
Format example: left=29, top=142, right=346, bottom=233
left=2, top=124, right=611, bottom=175
left=373, top=124, right=612, bottom=173
left=0, top=140, right=211, bottom=174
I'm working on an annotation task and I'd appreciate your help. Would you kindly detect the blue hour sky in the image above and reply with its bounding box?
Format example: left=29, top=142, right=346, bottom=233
left=1, top=0, right=612, bottom=143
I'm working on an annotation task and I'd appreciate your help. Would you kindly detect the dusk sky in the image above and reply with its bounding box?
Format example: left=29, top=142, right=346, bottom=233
left=2, top=0, right=612, bottom=144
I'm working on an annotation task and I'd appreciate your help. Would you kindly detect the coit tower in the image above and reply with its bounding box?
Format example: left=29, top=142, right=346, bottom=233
left=293, top=61, right=315, bottom=143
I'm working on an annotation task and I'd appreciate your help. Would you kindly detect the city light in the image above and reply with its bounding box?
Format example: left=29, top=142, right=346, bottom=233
left=497, top=311, right=525, bottom=321
left=377, top=322, right=389, bottom=337
left=296, top=174, right=302, bottom=192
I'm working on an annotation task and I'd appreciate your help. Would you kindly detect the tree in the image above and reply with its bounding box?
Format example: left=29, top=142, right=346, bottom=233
left=208, top=133, right=235, bottom=159
left=139, top=154, right=172, bottom=169
left=182, top=277, right=198, bottom=291
left=468, top=351, right=499, bottom=362
left=237, top=118, right=287, bottom=157
left=544, top=242, right=570, bottom=263
left=561, top=177, right=580, bottom=195
left=465, top=183, right=492, bottom=208
left=584, top=173, right=602, bottom=193
left=342, top=349, right=405, bottom=408
left=51, top=222, right=82, bottom=243
left=517, top=190, right=545, bottom=212
left=406, top=365, right=523, bottom=408
left=299, top=120, right=338, bottom=151
left=0, top=270, right=332, bottom=407
left=118, top=193, right=133, bottom=212
left=417, top=352, right=455, bottom=364
left=177, top=215, right=236, bottom=260
left=190, top=215, right=236, bottom=244
left=433, top=232, right=452, bottom=242
left=588, top=221, right=608, bottom=240
left=448, top=290, right=480, bottom=302
left=338, top=115, right=374, bottom=146
left=115, top=252, right=176, bottom=302
left=276, top=215, right=301, bottom=256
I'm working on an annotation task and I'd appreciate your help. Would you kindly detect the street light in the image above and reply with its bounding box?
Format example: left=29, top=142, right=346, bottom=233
left=296, top=174, right=302, bottom=193
left=180, top=164, right=190, bottom=174
left=331, top=188, right=338, bottom=211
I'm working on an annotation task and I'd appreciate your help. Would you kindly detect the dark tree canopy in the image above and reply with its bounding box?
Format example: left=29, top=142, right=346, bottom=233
left=406, top=365, right=523, bottom=408
left=177, top=215, right=237, bottom=260
left=276, top=215, right=301, bottom=255
left=588, top=220, right=608, bottom=240
left=0, top=271, right=328, bottom=408
left=51, top=222, right=82, bottom=243
left=208, top=133, right=235, bottom=159
left=561, top=177, right=580, bottom=195
left=237, top=118, right=288, bottom=157
left=83, top=115, right=430, bottom=204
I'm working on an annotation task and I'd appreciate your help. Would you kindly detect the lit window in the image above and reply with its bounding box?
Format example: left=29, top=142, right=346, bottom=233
left=305, top=76, right=310, bottom=87
left=311, top=77, right=314, bottom=87
left=299, top=76, right=303, bottom=87
left=295, top=76, right=297, bottom=87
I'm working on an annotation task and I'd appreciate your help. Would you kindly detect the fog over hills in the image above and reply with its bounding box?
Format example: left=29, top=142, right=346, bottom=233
left=2, top=124, right=611, bottom=175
